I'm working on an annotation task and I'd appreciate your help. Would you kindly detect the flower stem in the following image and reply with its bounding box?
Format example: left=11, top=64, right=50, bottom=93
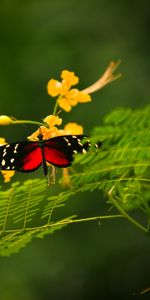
left=53, top=100, right=59, bottom=115
left=12, top=120, right=48, bottom=128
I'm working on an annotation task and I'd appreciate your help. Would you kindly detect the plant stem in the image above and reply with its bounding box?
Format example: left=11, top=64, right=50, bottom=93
left=108, top=190, right=149, bottom=233
left=53, top=100, right=59, bottom=115
left=0, top=214, right=124, bottom=234
left=56, top=214, right=124, bottom=225
left=12, top=120, right=48, bottom=127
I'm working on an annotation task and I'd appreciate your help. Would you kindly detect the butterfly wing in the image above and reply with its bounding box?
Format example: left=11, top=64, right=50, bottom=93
left=0, top=135, right=101, bottom=174
left=0, top=141, right=42, bottom=172
left=44, top=135, right=90, bottom=167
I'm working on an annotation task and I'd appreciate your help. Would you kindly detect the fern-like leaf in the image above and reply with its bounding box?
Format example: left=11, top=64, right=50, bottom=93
left=0, top=106, right=150, bottom=256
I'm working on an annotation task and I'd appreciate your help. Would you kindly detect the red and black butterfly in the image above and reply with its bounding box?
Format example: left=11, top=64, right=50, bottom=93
left=0, top=134, right=100, bottom=176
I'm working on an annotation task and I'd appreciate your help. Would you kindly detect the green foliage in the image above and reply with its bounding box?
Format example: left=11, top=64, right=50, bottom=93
left=0, top=178, right=76, bottom=256
left=0, top=106, right=150, bottom=256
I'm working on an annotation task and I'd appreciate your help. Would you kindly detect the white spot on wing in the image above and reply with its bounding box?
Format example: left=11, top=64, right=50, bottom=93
left=73, top=150, right=77, bottom=154
left=95, top=143, right=99, bottom=148
left=10, top=158, right=15, bottom=163
left=82, top=148, right=87, bottom=154
left=2, top=151, right=7, bottom=157
left=64, top=137, right=69, bottom=143
left=14, top=144, right=19, bottom=153
left=63, top=137, right=71, bottom=146
left=1, top=159, right=6, bottom=166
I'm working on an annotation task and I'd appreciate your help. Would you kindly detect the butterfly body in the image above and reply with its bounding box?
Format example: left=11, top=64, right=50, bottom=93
left=0, top=135, right=97, bottom=176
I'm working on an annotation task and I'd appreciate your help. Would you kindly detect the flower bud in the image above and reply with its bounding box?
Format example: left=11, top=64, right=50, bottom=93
left=0, top=115, right=13, bottom=125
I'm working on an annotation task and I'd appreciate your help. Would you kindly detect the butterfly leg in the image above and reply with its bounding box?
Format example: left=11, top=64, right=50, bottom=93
left=47, top=165, right=56, bottom=185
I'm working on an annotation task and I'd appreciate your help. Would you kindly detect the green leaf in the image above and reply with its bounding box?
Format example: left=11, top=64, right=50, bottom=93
left=0, top=105, right=150, bottom=256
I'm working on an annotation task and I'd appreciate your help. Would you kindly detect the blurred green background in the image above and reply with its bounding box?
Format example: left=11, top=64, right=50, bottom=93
left=0, top=0, right=150, bottom=299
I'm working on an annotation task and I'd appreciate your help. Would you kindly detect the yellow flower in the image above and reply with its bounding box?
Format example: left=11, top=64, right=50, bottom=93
left=58, top=89, right=91, bottom=112
left=43, top=115, right=62, bottom=127
left=0, top=115, right=13, bottom=125
left=0, top=137, right=15, bottom=183
left=1, top=170, right=15, bottom=183
left=28, top=126, right=60, bottom=141
left=28, top=115, right=63, bottom=141
left=47, top=70, right=91, bottom=112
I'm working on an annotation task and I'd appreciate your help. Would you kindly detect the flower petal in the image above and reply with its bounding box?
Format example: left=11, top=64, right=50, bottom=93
left=58, top=98, right=72, bottom=112
left=76, top=91, right=91, bottom=103
left=28, top=125, right=62, bottom=141
left=47, top=79, right=62, bottom=97
left=61, top=70, right=79, bottom=88
left=1, top=170, right=15, bottom=183
left=44, top=115, right=62, bottom=127
left=0, top=137, right=6, bottom=145
left=67, top=89, right=78, bottom=104
left=64, top=122, right=83, bottom=135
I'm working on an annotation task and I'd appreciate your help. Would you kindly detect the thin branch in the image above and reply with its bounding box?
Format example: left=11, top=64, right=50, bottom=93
left=0, top=214, right=124, bottom=234
left=108, top=186, right=149, bottom=233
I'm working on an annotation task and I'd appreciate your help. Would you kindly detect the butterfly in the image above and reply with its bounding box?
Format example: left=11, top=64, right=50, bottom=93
left=0, top=134, right=100, bottom=176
